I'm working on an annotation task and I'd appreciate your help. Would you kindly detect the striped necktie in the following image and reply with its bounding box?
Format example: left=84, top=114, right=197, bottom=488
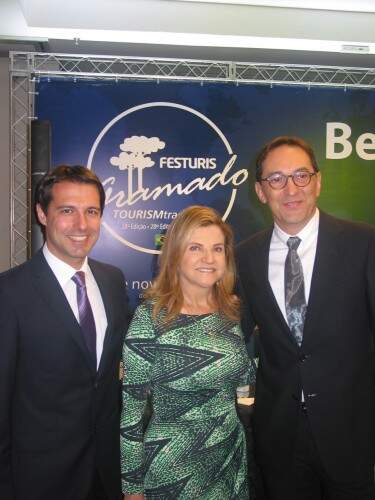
left=284, top=236, right=306, bottom=346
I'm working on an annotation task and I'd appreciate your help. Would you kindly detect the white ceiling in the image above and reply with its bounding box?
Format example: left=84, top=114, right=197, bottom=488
left=177, top=0, right=375, bottom=12
left=1, top=0, right=375, bottom=67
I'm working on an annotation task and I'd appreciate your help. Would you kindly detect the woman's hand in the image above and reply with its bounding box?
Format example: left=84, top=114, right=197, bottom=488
left=123, top=494, right=144, bottom=500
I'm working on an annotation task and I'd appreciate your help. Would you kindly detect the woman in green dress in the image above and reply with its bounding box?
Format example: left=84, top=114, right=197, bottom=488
left=120, top=205, right=251, bottom=500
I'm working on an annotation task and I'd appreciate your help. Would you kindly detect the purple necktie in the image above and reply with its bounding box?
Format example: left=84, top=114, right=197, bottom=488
left=72, top=271, right=97, bottom=366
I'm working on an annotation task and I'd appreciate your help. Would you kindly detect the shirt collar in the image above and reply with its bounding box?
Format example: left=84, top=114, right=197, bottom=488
left=273, top=208, right=320, bottom=245
left=43, top=243, right=89, bottom=288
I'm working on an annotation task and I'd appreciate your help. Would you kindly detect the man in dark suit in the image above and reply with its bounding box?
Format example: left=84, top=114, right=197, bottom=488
left=0, top=166, right=131, bottom=500
left=237, top=136, right=375, bottom=500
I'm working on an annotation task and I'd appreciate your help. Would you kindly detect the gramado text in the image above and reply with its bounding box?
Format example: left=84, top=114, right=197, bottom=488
left=103, top=155, right=248, bottom=207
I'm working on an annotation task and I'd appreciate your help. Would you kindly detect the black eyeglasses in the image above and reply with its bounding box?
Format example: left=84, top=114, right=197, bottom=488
left=260, top=170, right=317, bottom=190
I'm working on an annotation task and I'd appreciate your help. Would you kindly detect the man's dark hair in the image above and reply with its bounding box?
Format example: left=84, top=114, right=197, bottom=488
left=255, top=136, right=319, bottom=182
left=35, top=165, right=105, bottom=215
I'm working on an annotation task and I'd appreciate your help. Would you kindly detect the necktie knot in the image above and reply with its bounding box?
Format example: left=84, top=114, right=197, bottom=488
left=72, top=271, right=86, bottom=289
left=287, top=236, right=301, bottom=251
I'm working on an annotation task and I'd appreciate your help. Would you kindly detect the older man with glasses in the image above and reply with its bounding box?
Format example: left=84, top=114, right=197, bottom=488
left=237, top=136, right=375, bottom=500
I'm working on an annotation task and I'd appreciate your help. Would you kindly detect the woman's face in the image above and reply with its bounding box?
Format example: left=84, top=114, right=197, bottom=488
left=178, top=224, right=226, bottom=295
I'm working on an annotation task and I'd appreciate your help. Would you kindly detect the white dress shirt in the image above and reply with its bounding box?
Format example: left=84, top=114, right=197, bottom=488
left=268, top=209, right=319, bottom=401
left=43, top=244, right=108, bottom=369
left=268, top=208, right=320, bottom=325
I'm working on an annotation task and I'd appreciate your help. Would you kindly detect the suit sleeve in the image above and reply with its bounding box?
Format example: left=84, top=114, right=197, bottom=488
left=122, top=269, right=133, bottom=318
left=235, top=250, right=256, bottom=347
left=120, top=303, right=155, bottom=495
left=0, top=285, right=18, bottom=500
left=114, top=267, right=133, bottom=337
left=366, top=228, right=375, bottom=340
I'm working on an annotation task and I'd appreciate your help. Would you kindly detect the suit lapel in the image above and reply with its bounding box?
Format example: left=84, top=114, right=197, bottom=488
left=89, top=260, right=117, bottom=376
left=302, top=212, right=341, bottom=346
left=255, top=213, right=342, bottom=348
left=30, top=250, right=96, bottom=373
left=257, top=229, right=294, bottom=341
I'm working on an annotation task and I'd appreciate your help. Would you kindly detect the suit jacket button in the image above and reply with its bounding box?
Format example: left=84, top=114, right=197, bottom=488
left=94, top=381, right=98, bottom=389
left=299, top=353, right=309, bottom=362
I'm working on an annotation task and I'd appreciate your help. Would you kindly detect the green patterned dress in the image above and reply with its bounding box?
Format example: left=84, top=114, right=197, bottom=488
left=120, top=301, right=250, bottom=499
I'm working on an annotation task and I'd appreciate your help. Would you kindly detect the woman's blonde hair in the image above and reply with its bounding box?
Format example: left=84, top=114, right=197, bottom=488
left=146, top=205, right=240, bottom=323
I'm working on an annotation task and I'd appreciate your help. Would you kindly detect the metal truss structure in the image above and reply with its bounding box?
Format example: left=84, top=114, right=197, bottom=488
left=9, top=51, right=375, bottom=265
left=10, top=58, right=34, bottom=266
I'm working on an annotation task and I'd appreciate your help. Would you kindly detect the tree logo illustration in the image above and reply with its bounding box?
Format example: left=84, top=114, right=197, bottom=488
left=110, top=136, right=165, bottom=199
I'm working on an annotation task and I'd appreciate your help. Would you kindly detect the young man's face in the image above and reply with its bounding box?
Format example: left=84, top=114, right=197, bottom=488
left=36, top=181, right=102, bottom=269
left=255, top=145, right=321, bottom=235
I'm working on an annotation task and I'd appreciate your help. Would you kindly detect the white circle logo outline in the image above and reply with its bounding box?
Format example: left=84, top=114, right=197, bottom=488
left=88, top=101, right=238, bottom=255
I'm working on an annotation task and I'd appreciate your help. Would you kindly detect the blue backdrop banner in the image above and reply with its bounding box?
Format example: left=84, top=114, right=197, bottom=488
left=36, top=79, right=375, bottom=308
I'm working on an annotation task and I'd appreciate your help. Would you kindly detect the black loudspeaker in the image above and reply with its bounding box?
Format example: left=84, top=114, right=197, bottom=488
left=31, top=120, right=51, bottom=255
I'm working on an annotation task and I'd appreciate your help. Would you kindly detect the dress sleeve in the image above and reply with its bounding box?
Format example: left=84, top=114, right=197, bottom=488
left=237, top=323, right=258, bottom=388
left=120, top=302, right=156, bottom=495
left=247, top=354, right=258, bottom=387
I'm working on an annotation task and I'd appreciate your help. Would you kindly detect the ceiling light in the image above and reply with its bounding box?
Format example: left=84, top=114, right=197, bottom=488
left=175, top=0, right=375, bottom=13
left=38, top=28, right=375, bottom=55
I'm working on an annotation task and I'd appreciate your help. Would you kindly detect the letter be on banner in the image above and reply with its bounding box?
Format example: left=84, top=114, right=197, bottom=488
left=356, top=133, right=375, bottom=160
left=326, top=122, right=353, bottom=159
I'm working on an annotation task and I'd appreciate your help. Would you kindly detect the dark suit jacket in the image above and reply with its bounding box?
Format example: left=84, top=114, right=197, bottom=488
left=237, top=211, right=375, bottom=482
left=0, top=250, right=131, bottom=500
